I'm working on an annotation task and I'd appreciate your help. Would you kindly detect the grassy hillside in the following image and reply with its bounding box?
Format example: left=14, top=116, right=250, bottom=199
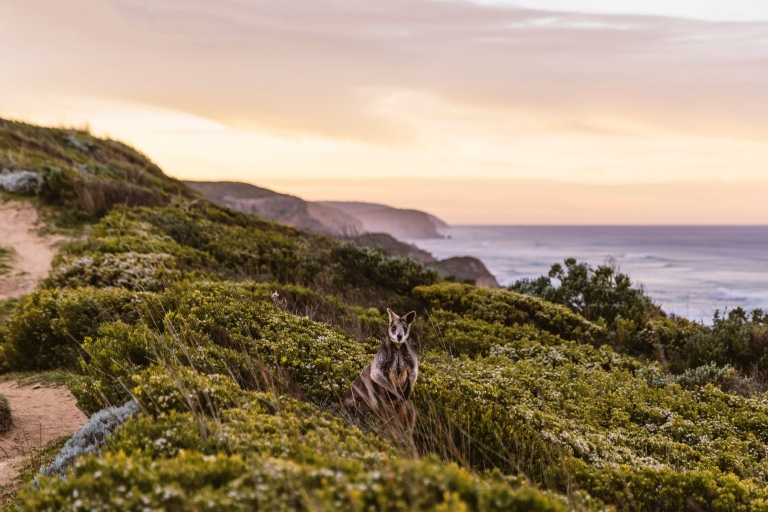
left=0, top=118, right=193, bottom=227
left=1, top=122, right=768, bottom=510
left=0, top=247, right=11, bottom=276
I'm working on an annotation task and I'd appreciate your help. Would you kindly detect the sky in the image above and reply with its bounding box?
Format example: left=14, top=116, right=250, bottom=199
left=1, top=0, right=767, bottom=224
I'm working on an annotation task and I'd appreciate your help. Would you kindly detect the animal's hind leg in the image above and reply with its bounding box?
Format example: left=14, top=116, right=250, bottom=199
left=392, top=400, right=418, bottom=457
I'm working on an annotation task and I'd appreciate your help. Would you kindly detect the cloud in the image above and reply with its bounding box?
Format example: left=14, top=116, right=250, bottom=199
left=3, top=0, right=768, bottom=143
left=262, top=177, right=768, bottom=225
left=1, top=0, right=768, bottom=224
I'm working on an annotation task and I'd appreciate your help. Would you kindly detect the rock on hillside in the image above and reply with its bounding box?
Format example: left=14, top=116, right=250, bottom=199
left=319, top=201, right=447, bottom=239
left=430, top=256, right=500, bottom=288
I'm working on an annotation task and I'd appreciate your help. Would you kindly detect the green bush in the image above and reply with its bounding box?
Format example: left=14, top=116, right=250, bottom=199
left=26, top=367, right=571, bottom=511
left=47, top=252, right=176, bottom=291
left=413, top=283, right=604, bottom=344
left=510, top=258, right=661, bottom=331
left=55, top=205, right=437, bottom=304
left=410, top=313, right=768, bottom=508
left=6, top=142, right=768, bottom=511
left=570, top=461, right=768, bottom=512
left=416, top=310, right=588, bottom=358
left=332, top=243, right=439, bottom=295
left=635, top=315, right=704, bottom=374
left=674, top=362, right=736, bottom=390
left=685, top=308, right=768, bottom=372
left=70, top=283, right=375, bottom=413
left=510, top=259, right=768, bottom=382
left=0, top=287, right=148, bottom=370
left=27, top=450, right=567, bottom=512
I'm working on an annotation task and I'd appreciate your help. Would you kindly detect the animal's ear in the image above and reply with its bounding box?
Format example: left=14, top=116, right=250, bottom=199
left=403, top=311, right=416, bottom=325
left=387, top=308, right=399, bottom=323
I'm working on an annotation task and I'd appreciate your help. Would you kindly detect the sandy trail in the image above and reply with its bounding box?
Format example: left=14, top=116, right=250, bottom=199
left=0, top=200, right=82, bottom=489
left=0, top=200, right=66, bottom=301
left=0, top=380, right=87, bottom=487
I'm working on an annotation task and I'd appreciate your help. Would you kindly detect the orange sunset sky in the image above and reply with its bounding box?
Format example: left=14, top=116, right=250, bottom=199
left=2, top=0, right=768, bottom=224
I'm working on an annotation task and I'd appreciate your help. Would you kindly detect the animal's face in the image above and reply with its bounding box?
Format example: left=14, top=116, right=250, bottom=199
left=387, top=308, right=416, bottom=345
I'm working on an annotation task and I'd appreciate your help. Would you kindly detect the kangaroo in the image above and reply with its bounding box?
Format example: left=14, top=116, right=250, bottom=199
left=343, top=308, right=418, bottom=438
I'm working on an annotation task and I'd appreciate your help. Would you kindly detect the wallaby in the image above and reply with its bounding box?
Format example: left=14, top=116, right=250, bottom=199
left=343, top=308, right=418, bottom=438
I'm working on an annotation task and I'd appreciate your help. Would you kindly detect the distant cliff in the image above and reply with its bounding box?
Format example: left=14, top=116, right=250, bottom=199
left=185, top=181, right=445, bottom=239
left=185, top=180, right=498, bottom=287
left=317, top=201, right=447, bottom=239
left=430, top=257, right=499, bottom=288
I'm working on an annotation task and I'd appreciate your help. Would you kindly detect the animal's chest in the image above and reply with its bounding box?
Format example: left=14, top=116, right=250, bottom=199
left=387, top=353, right=411, bottom=389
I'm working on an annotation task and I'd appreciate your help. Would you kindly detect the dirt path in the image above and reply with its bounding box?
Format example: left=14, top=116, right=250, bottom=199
left=0, top=380, right=87, bottom=487
left=0, top=200, right=66, bottom=301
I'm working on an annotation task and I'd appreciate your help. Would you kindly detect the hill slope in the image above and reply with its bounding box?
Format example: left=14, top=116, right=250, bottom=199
left=187, top=180, right=498, bottom=286
left=0, top=118, right=193, bottom=225
left=2, top=121, right=768, bottom=510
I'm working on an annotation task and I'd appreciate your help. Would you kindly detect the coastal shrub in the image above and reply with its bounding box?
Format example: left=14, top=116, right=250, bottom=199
left=27, top=451, right=568, bottom=512
left=127, top=204, right=322, bottom=283
left=47, top=252, right=176, bottom=291
left=260, top=284, right=388, bottom=339
left=413, top=283, right=604, bottom=344
left=62, top=214, right=216, bottom=268
left=510, top=258, right=661, bottom=330
left=6, top=137, right=768, bottom=512
left=0, top=278, right=383, bottom=381
left=0, top=287, right=149, bottom=370
left=674, top=362, right=735, bottom=390
left=635, top=315, right=703, bottom=374
left=685, top=308, right=768, bottom=372
left=70, top=283, right=375, bottom=413
left=332, top=242, right=439, bottom=295
left=416, top=310, right=588, bottom=357
left=412, top=324, right=768, bottom=508
left=27, top=367, right=570, bottom=511
left=56, top=205, right=436, bottom=303
left=70, top=176, right=167, bottom=217
left=0, top=119, right=193, bottom=224
left=0, top=394, right=11, bottom=434
left=510, top=258, right=667, bottom=360
left=73, top=323, right=267, bottom=414
left=509, top=259, right=768, bottom=380
left=39, top=401, right=138, bottom=479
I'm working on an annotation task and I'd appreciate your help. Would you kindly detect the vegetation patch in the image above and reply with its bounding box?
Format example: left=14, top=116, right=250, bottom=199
left=0, top=393, right=11, bottom=434
left=0, top=246, right=12, bottom=276
left=6, top=125, right=768, bottom=509
left=25, top=368, right=568, bottom=511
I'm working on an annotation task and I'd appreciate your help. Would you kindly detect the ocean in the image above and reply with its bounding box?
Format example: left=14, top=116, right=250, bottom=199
left=409, top=226, right=768, bottom=324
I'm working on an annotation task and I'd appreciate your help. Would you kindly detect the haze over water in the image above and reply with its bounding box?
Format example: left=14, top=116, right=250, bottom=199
left=411, top=226, right=768, bottom=324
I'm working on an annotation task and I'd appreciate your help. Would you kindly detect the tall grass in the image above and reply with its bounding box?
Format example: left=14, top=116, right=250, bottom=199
left=0, top=246, right=12, bottom=276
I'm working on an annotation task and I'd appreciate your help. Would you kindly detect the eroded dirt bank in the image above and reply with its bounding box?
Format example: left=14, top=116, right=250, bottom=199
left=0, top=200, right=65, bottom=301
